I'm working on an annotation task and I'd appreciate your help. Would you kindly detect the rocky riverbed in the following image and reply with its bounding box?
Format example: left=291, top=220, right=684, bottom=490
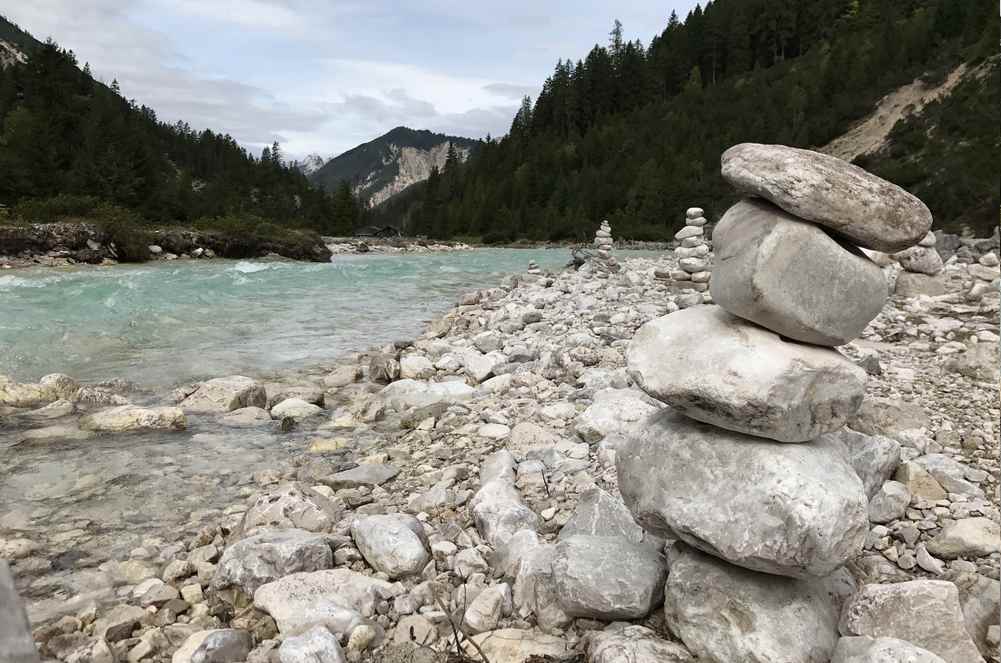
left=1, top=227, right=999, bottom=663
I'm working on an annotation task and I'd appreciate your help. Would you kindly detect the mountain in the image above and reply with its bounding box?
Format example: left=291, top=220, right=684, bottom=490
left=310, top=126, right=479, bottom=207
left=0, top=14, right=40, bottom=68
left=371, top=0, right=997, bottom=242
left=295, top=153, right=328, bottom=177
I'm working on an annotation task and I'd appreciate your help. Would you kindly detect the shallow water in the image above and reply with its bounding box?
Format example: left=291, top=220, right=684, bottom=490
left=0, top=248, right=663, bottom=619
left=0, top=249, right=585, bottom=386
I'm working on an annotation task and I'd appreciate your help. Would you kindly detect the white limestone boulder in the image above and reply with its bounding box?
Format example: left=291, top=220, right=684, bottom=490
left=180, top=376, right=267, bottom=413
left=79, top=405, right=186, bottom=432
left=710, top=198, right=887, bottom=346
left=627, top=306, right=866, bottom=442
left=350, top=514, right=429, bottom=579
left=720, top=143, right=932, bottom=252
left=617, top=409, right=867, bottom=578
left=212, top=529, right=334, bottom=595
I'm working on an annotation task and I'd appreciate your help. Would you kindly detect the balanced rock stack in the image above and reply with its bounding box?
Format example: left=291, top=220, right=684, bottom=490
left=619, top=143, right=941, bottom=663
left=526, top=260, right=542, bottom=276
left=591, top=219, right=620, bottom=275
left=670, top=207, right=711, bottom=291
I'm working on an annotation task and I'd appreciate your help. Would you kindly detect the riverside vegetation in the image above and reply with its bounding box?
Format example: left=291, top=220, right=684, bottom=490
left=1, top=145, right=999, bottom=663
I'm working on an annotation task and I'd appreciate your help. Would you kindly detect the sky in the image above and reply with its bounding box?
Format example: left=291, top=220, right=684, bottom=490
left=3, top=1, right=699, bottom=161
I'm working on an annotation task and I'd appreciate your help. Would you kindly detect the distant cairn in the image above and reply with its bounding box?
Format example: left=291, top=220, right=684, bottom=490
left=592, top=220, right=620, bottom=275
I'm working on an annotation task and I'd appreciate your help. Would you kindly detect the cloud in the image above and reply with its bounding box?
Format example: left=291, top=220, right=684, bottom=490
left=482, top=82, right=538, bottom=100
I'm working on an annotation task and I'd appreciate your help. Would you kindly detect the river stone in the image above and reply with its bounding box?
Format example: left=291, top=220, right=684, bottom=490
left=867, top=481, right=910, bottom=524
left=839, top=580, right=985, bottom=663
left=720, top=143, right=932, bottom=252
left=319, top=463, right=399, bottom=489
left=711, top=199, right=887, bottom=345
left=926, top=518, right=1001, bottom=559
left=574, top=388, right=662, bottom=443
left=617, top=409, right=867, bottom=578
left=270, top=398, right=323, bottom=420
left=171, top=629, right=253, bottom=663
left=462, top=629, right=570, bottom=662
left=399, top=354, right=435, bottom=380
left=896, top=246, right=944, bottom=276
left=240, top=482, right=344, bottom=534
left=351, top=514, right=429, bottom=579
left=557, top=487, right=644, bottom=543
left=849, top=398, right=930, bottom=442
left=825, top=429, right=901, bottom=499
left=915, top=454, right=985, bottom=498
left=181, top=376, right=267, bottom=413
left=463, top=584, right=512, bottom=633
left=551, top=535, right=666, bottom=620
left=664, top=545, right=840, bottom=663
left=1, top=562, right=39, bottom=663
left=220, top=406, right=272, bottom=427
left=471, top=476, right=539, bottom=548
left=212, top=529, right=334, bottom=595
left=586, top=624, right=695, bottom=663
left=0, top=381, right=51, bottom=408
left=254, top=569, right=392, bottom=637
left=831, top=637, right=946, bottom=663
left=950, top=572, right=1001, bottom=659
left=628, top=306, right=866, bottom=442
left=277, top=625, right=346, bottom=663
left=379, top=379, right=475, bottom=411
left=93, top=604, right=147, bottom=642
left=895, top=272, right=948, bottom=298
left=79, top=405, right=186, bottom=432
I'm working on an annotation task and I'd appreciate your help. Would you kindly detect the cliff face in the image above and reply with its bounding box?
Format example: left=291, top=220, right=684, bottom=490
left=0, top=40, right=26, bottom=68
left=309, top=127, right=478, bottom=208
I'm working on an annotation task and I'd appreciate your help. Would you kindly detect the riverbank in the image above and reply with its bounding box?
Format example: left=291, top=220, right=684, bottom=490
left=0, top=222, right=332, bottom=270
left=2, top=247, right=1000, bottom=663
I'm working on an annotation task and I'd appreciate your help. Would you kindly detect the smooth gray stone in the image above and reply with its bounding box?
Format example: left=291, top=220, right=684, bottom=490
left=212, top=529, right=334, bottom=595
left=551, top=535, right=666, bottom=620
left=710, top=198, right=887, bottom=346
left=627, top=306, right=866, bottom=442
left=278, top=625, right=346, bottom=663
left=240, top=482, right=344, bottom=534
left=721, top=143, right=932, bottom=252
left=617, top=409, right=867, bottom=578
left=351, top=514, right=429, bottom=579
left=664, top=545, right=840, bottom=663
left=0, top=562, right=39, bottom=663
left=839, top=581, right=985, bottom=663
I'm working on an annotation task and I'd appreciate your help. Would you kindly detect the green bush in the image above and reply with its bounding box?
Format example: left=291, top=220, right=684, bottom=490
left=12, top=194, right=102, bottom=223
left=93, top=204, right=151, bottom=262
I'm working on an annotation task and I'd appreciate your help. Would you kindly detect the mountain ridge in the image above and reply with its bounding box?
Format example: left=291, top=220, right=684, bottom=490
left=310, top=126, right=479, bottom=207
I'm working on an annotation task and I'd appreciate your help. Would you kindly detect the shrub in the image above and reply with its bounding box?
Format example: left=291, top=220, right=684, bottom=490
left=12, top=194, right=102, bottom=223
left=93, top=203, right=151, bottom=262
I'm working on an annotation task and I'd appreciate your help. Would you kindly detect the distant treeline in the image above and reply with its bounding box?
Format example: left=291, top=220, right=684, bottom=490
left=369, top=0, right=998, bottom=241
left=0, top=32, right=363, bottom=237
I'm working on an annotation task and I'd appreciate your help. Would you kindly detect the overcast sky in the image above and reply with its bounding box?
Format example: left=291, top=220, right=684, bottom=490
left=4, top=1, right=698, bottom=161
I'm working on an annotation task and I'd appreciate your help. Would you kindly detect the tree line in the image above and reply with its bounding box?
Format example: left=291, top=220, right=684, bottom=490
left=0, top=35, right=363, bottom=236
left=371, top=0, right=997, bottom=241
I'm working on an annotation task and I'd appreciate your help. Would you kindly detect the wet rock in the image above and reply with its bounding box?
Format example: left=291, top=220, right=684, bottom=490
left=551, top=535, right=666, bottom=620
left=831, top=636, right=946, bottom=663
left=839, top=580, right=985, bottom=663
left=270, top=398, right=323, bottom=420
left=277, top=625, right=345, bottom=663
left=664, top=545, right=840, bottom=663
left=171, top=629, right=253, bottom=663
left=618, top=409, right=867, bottom=578
left=79, top=405, right=186, bottom=432
left=720, top=143, right=931, bottom=252
left=351, top=514, right=429, bottom=579
left=586, top=624, right=695, bottom=663
left=180, top=376, right=267, bottom=413
left=926, top=518, right=1001, bottom=559
left=213, top=529, right=334, bottom=595
left=254, top=569, right=392, bottom=638
left=710, top=199, right=887, bottom=345
left=220, top=407, right=272, bottom=427
left=1, top=561, right=39, bottom=663
left=240, top=482, right=344, bottom=534
left=628, top=306, right=867, bottom=442
left=16, top=424, right=94, bottom=443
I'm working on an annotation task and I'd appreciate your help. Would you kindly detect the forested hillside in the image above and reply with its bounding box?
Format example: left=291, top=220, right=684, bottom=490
left=372, top=0, right=997, bottom=241
left=0, top=17, right=362, bottom=239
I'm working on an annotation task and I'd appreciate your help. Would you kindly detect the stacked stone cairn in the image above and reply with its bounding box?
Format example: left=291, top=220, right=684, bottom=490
left=618, top=143, right=951, bottom=663
left=526, top=260, right=542, bottom=276
left=671, top=207, right=711, bottom=288
left=591, top=219, right=619, bottom=275
left=967, top=251, right=1000, bottom=301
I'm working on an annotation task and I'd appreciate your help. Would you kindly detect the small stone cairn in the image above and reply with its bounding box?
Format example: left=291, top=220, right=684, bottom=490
left=526, top=260, right=542, bottom=276
left=619, top=143, right=937, bottom=662
left=591, top=219, right=620, bottom=275
left=671, top=207, right=711, bottom=290
left=967, top=251, right=1000, bottom=301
